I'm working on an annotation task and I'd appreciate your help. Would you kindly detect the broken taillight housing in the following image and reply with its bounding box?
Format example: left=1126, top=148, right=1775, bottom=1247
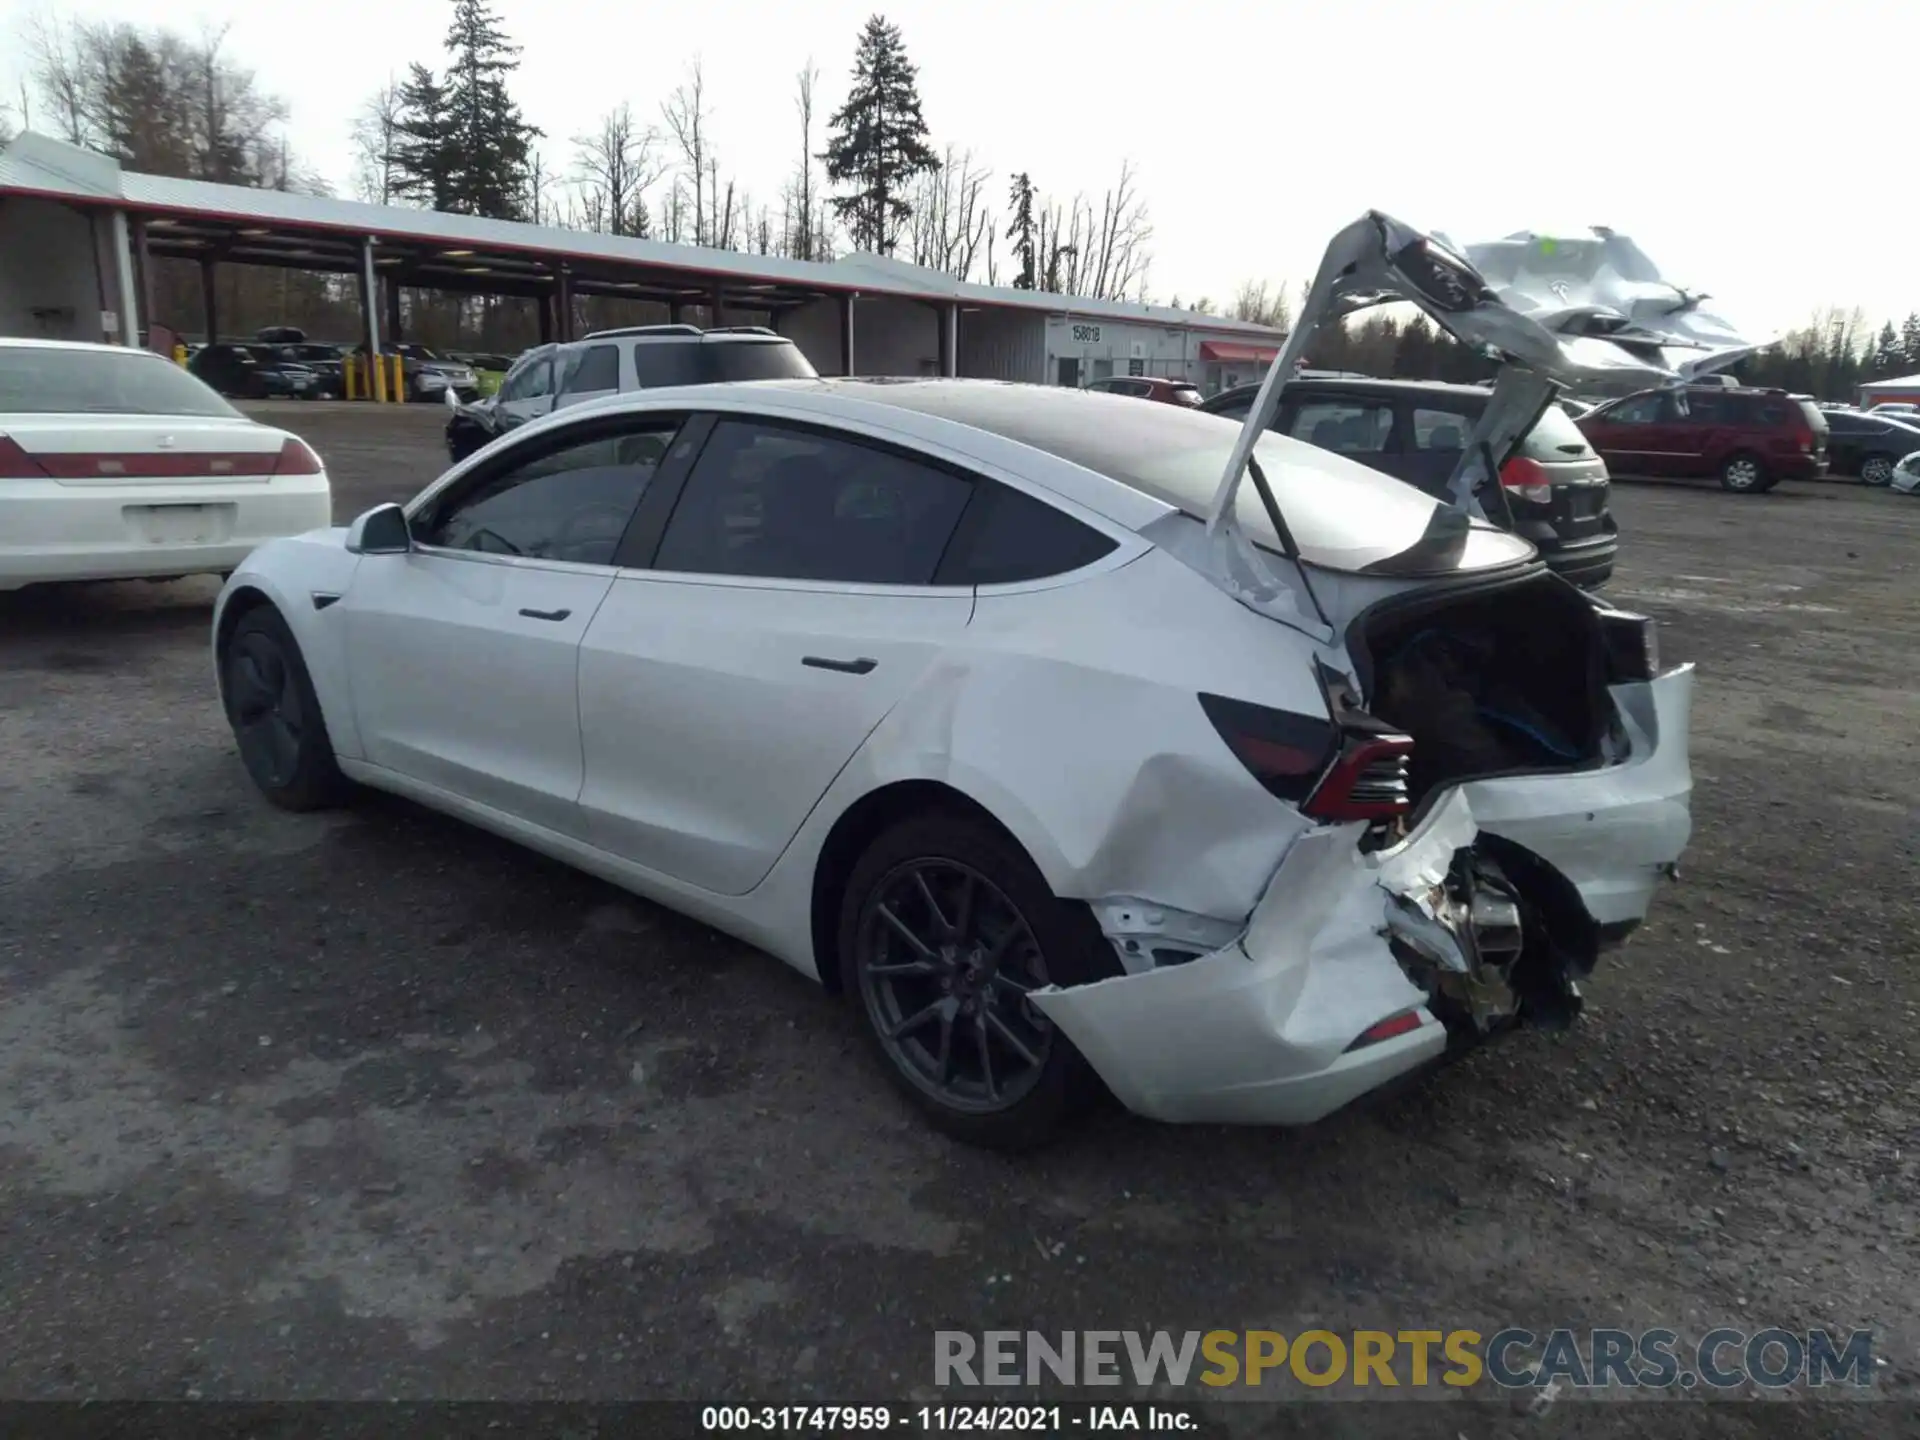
left=1301, top=730, right=1415, bottom=821
left=1344, top=1009, right=1426, bottom=1051
left=1591, top=603, right=1660, bottom=682
left=1499, top=456, right=1554, bottom=504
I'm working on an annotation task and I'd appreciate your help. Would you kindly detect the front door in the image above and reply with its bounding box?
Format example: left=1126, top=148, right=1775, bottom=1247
left=342, top=416, right=678, bottom=835
left=494, top=345, right=558, bottom=433
left=576, top=414, right=977, bottom=895
left=1582, top=391, right=1679, bottom=477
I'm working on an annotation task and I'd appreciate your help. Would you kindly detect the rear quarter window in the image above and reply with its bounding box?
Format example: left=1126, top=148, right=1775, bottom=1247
left=934, top=482, right=1118, bottom=586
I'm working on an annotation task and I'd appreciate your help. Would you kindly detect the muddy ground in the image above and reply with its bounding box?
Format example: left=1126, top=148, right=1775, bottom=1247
left=0, top=401, right=1914, bottom=1437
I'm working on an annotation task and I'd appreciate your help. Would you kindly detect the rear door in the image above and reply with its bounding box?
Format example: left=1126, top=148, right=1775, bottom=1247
left=576, top=412, right=977, bottom=895
left=1401, top=399, right=1481, bottom=497
left=553, top=341, right=622, bottom=412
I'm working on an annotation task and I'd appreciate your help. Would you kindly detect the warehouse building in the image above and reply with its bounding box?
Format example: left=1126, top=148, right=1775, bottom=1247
left=0, top=131, right=1282, bottom=391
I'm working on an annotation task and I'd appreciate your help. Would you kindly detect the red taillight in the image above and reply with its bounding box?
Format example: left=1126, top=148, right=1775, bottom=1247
left=1301, top=732, right=1415, bottom=821
left=0, top=435, right=51, bottom=479
left=273, top=437, right=325, bottom=476
left=1345, top=1009, right=1425, bottom=1051
left=1499, top=456, right=1553, bottom=503
left=1198, top=692, right=1339, bottom=804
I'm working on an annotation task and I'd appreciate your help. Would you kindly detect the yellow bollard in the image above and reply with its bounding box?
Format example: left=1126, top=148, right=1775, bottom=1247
left=173, top=343, right=187, bottom=367
left=389, top=353, right=405, bottom=404
left=371, top=352, right=387, bottom=405
left=344, top=355, right=359, bottom=401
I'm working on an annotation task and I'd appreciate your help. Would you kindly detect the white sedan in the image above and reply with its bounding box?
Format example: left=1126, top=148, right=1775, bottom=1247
left=0, top=338, right=332, bottom=590
left=211, top=374, right=1694, bottom=1150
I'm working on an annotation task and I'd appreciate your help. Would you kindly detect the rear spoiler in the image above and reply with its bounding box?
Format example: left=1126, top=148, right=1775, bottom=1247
left=1204, top=212, right=1762, bottom=568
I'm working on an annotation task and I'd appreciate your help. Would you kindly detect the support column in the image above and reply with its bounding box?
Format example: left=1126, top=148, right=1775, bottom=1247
left=555, top=266, right=574, bottom=342
left=709, top=282, right=725, bottom=329
left=200, top=258, right=219, bottom=343
left=537, top=293, right=554, bottom=345
left=359, top=238, right=384, bottom=402
left=944, top=302, right=959, bottom=377
left=131, top=218, right=155, bottom=345
left=109, top=210, right=140, bottom=346
left=384, top=276, right=402, bottom=343
left=669, top=299, right=684, bottom=326
left=840, top=293, right=857, bottom=376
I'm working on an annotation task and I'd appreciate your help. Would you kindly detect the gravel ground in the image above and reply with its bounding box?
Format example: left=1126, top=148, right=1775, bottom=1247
left=0, top=401, right=1914, bottom=1436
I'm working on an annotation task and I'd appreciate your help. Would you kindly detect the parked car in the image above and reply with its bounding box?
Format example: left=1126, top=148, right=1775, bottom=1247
left=189, top=342, right=321, bottom=399
left=1201, top=377, right=1618, bottom=588
left=1892, top=449, right=1920, bottom=494
left=445, top=325, right=818, bottom=462
left=213, top=374, right=1690, bottom=1149
left=1, top=338, right=331, bottom=590
left=350, top=343, right=479, bottom=404
left=1576, top=385, right=1828, bottom=493
left=1085, top=375, right=1205, bottom=407
left=1820, top=407, right=1920, bottom=486
left=455, top=352, right=515, bottom=398
left=1866, top=401, right=1920, bottom=421
left=263, top=343, right=348, bottom=399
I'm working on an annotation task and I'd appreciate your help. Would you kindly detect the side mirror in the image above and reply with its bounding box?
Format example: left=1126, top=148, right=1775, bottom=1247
left=345, top=502, right=412, bottom=555
left=443, top=385, right=459, bottom=410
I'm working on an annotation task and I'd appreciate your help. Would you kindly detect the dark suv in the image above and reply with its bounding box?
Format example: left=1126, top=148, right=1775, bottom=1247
left=1200, top=377, right=1617, bottom=588
left=1577, top=385, right=1828, bottom=493
left=446, top=325, right=817, bottom=462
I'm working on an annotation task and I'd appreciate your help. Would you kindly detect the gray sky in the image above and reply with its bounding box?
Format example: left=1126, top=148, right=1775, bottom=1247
left=2, top=0, right=1909, bottom=337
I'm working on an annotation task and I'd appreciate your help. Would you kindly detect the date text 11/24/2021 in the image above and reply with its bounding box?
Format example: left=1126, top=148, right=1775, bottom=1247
left=700, top=1403, right=1200, bottom=1432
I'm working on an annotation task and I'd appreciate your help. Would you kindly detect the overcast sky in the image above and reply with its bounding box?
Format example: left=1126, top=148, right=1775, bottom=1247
left=2, top=0, right=1909, bottom=337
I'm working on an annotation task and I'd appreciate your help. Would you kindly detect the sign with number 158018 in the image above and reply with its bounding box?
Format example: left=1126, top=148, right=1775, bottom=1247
left=1070, top=323, right=1101, bottom=344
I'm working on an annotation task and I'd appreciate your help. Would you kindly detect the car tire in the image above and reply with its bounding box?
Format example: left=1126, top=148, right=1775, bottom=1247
left=1719, top=451, right=1768, bottom=493
left=1861, top=455, right=1894, bottom=487
left=837, top=811, right=1120, bottom=1151
left=220, top=606, right=350, bottom=812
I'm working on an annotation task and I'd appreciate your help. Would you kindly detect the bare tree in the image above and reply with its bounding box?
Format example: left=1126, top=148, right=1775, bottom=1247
left=785, top=60, right=827, bottom=261
left=1230, top=279, right=1291, bottom=330
left=907, top=145, right=991, bottom=280
left=349, top=78, right=403, bottom=205
left=1079, top=159, right=1151, bottom=302
left=523, top=147, right=566, bottom=226
left=572, top=102, right=665, bottom=238
left=661, top=59, right=716, bottom=245
left=23, top=14, right=90, bottom=145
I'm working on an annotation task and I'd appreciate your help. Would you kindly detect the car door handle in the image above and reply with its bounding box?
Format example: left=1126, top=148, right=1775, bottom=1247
left=802, top=655, right=878, bottom=675
left=518, top=607, right=572, bottom=622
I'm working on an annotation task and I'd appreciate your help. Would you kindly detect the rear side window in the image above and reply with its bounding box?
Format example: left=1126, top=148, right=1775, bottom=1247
left=1517, top=402, right=1593, bottom=461
left=565, top=344, right=620, bottom=394
left=630, top=340, right=818, bottom=388
left=1411, top=407, right=1473, bottom=451
left=1289, top=400, right=1393, bottom=454
left=654, top=418, right=973, bottom=585
left=935, top=483, right=1118, bottom=586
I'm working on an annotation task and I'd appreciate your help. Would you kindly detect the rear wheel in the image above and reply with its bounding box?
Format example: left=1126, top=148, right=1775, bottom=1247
left=837, top=813, right=1119, bottom=1151
left=1861, top=455, right=1894, bottom=487
left=221, top=606, right=349, bottom=811
left=1719, top=451, right=1768, bottom=493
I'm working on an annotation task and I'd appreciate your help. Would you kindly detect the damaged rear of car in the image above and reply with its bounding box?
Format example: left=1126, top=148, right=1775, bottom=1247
left=1015, top=212, right=1707, bottom=1129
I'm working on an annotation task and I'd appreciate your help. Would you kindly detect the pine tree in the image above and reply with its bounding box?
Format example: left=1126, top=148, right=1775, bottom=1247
left=1005, top=172, right=1037, bottom=289
left=1901, top=312, right=1920, bottom=374
left=389, top=63, right=455, bottom=210
left=821, top=16, right=939, bottom=254
left=440, top=0, right=538, bottom=219
left=1869, top=321, right=1901, bottom=380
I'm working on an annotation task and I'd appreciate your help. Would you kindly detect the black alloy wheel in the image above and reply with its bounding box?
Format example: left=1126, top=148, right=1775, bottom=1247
left=221, top=608, right=347, bottom=811
left=854, top=858, right=1056, bottom=1117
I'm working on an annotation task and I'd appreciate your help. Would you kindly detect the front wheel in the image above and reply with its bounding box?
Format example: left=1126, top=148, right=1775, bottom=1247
left=837, top=813, right=1120, bottom=1151
left=1719, top=452, right=1768, bottom=493
left=221, top=606, right=349, bottom=811
left=1861, top=455, right=1894, bottom=487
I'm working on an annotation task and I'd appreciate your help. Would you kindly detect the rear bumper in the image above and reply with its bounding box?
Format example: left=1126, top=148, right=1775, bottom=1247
left=1541, top=536, right=1617, bottom=588
left=0, top=476, right=333, bottom=589
left=1028, top=664, right=1696, bottom=1127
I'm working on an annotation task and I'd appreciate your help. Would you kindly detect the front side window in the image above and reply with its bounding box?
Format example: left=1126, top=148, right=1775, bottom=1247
left=1289, top=400, right=1394, bottom=454
left=653, top=418, right=973, bottom=585
left=500, top=351, right=552, bottom=402
left=417, top=420, right=679, bottom=566
left=1604, top=394, right=1669, bottom=425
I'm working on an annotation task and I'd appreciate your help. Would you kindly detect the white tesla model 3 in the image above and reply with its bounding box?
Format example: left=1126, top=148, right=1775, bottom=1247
left=210, top=371, right=1692, bottom=1148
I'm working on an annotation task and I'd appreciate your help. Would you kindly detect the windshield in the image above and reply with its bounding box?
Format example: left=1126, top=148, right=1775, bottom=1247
left=0, top=347, right=243, bottom=418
